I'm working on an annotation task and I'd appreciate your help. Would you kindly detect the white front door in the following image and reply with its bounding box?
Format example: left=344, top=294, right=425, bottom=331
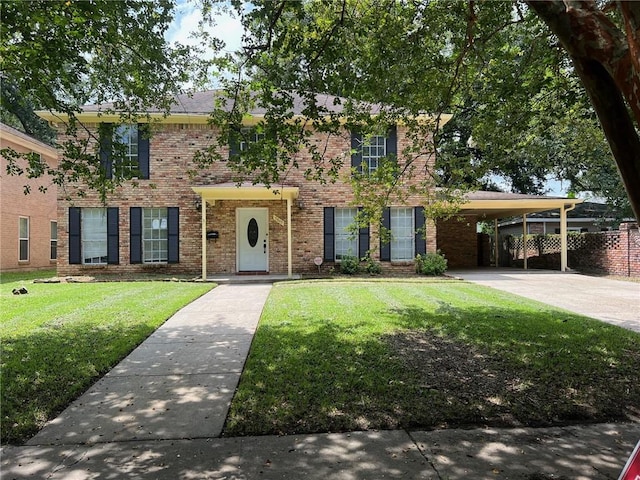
left=237, top=208, right=269, bottom=272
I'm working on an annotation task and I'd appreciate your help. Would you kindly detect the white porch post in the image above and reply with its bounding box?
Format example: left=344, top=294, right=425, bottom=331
left=287, top=197, right=293, bottom=278
left=201, top=198, right=207, bottom=280
left=522, top=215, right=528, bottom=270
left=560, top=205, right=567, bottom=272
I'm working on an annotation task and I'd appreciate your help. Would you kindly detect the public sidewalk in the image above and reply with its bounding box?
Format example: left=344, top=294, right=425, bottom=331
left=2, top=279, right=639, bottom=479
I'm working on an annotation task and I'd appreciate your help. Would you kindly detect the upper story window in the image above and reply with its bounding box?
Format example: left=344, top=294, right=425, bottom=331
left=360, top=135, right=386, bottom=174
left=351, top=126, right=397, bottom=174
left=239, top=127, right=265, bottom=152
left=229, top=126, right=269, bottom=161
left=114, top=125, right=139, bottom=174
left=99, top=123, right=150, bottom=180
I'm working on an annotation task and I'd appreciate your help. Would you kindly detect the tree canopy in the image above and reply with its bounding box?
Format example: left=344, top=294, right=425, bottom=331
left=0, top=0, right=210, bottom=197
left=208, top=0, right=639, bottom=220
left=2, top=0, right=638, bottom=221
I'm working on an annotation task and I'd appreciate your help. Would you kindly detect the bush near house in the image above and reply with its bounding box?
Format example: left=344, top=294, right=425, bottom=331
left=415, top=251, right=448, bottom=275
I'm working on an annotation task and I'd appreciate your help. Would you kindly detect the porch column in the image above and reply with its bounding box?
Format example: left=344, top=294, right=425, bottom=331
left=287, top=197, right=293, bottom=278
left=522, top=214, right=528, bottom=270
left=560, top=205, right=567, bottom=272
left=201, top=198, right=207, bottom=280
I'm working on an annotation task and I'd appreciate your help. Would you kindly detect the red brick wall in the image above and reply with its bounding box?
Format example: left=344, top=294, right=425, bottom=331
left=505, top=223, right=640, bottom=277
left=436, top=216, right=479, bottom=268
left=1, top=134, right=58, bottom=272
left=55, top=122, right=438, bottom=276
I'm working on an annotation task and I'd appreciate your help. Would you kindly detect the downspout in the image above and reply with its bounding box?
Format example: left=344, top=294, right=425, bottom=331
left=560, top=203, right=577, bottom=272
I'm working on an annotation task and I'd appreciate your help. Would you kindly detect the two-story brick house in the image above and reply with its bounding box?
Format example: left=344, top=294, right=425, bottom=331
left=37, top=90, right=459, bottom=278
left=0, top=123, right=58, bottom=272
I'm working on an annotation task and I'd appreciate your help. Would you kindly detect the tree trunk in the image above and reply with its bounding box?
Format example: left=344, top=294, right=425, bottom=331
left=528, top=0, right=640, bottom=222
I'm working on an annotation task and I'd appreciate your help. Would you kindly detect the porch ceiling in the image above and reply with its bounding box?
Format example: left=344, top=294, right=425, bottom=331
left=456, top=192, right=583, bottom=220
left=192, top=182, right=299, bottom=202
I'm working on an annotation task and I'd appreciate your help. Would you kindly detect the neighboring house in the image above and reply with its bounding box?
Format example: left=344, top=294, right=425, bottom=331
left=36, top=91, right=581, bottom=278
left=0, top=123, right=58, bottom=272
left=498, top=201, right=632, bottom=236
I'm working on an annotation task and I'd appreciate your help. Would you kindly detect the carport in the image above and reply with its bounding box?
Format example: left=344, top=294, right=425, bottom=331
left=456, top=191, right=583, bottom=272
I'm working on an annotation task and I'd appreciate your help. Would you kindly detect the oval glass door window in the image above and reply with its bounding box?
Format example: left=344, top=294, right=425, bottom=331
left=247, top=218, right=259, bottom=247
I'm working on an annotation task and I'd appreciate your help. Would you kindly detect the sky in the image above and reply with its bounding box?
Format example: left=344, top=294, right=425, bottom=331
left=166, top=1, right=243, bottom=57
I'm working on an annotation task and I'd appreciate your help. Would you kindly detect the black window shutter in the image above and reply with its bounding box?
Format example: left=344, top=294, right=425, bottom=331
left=323, top=207, right=335, bottom=262
left=69, top=207, right=82, bottom=264
left=228, top=128, right=240, bottom=160
left=130, top=207, right=142, bottom=264
left=415, top=206, right=426, bottom=255
left=107, top=207, right=119, bottom=264
left=99, top=123, right=113, bottom=179
left=358, top=207, right=369, bottom=258
left=380, top=207, right=391, bottom=261
left=138, top=124, right=150, bottom=179
left=350, top=131, right=363, bottom=174
left=386, top=125, right=397, bottom=159
left=167, top=207, right=179, bottom=263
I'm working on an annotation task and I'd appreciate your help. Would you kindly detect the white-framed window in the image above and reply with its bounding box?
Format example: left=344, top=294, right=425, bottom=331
left=82, top=208, right=108, bottom=264
left=50, top=220, right=58, bottom=260
left=335, top=208, right=358, bottom=260
left=18, top=217, right=29, bottom=261
left=390, top=207, right=414, bottom=261
left=239, top=127, right=266, bottom=152
left=114, top=124, right=139, bottom=173
left=360, top=134, right=386, bottom=174
left=143, top=208, right=168, bottom=263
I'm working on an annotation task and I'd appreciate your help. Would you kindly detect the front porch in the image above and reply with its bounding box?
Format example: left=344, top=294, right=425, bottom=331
left=192, top=183, right=300, bottom=280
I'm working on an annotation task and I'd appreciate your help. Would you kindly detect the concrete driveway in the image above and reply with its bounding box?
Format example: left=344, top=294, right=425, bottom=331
left=448, top=269, right=640, bottom=333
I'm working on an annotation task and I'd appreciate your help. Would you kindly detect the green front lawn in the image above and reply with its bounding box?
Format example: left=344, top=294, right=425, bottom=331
left=224, top=280, right=640, bottom=436
left=0, top=274, right=213, bottom=444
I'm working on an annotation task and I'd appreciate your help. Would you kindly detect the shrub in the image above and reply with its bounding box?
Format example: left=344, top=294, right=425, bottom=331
left=415, top=251, right=448, bottom=276
left=339, top=255, right=361, bottom=274
left=363, top=255, right=382, bottom=275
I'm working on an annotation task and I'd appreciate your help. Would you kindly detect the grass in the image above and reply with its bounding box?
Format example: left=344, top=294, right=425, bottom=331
left=0, top=272, right=213, bottom=445
left=224, top=280, right=640, bottom=436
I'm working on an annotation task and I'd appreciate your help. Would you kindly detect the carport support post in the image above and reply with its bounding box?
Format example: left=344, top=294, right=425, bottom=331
left=560, top=205, right=567, bottom=272
left=522, top=215, right=528, bottom=270
left=494, top=219, right=499, bottom=268
left=201, top=197, right=207, bottom=280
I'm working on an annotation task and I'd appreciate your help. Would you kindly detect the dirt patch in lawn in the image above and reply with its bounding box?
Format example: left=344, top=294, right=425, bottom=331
left=384, top=330, right=638, bottom=428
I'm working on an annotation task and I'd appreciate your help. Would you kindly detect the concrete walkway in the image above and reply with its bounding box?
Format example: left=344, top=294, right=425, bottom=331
left=26, top=283, right=272, bottom=446
left=2, top=279, right=640, bottom=479
left=449, top=268, right=640, bottom=333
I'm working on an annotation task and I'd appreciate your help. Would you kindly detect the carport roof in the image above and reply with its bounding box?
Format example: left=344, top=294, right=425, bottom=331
left=457, top=191, right=583, bottom=220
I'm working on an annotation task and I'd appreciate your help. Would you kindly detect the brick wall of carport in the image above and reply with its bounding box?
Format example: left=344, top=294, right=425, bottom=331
left=436, top=215, right=479, bottom=268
